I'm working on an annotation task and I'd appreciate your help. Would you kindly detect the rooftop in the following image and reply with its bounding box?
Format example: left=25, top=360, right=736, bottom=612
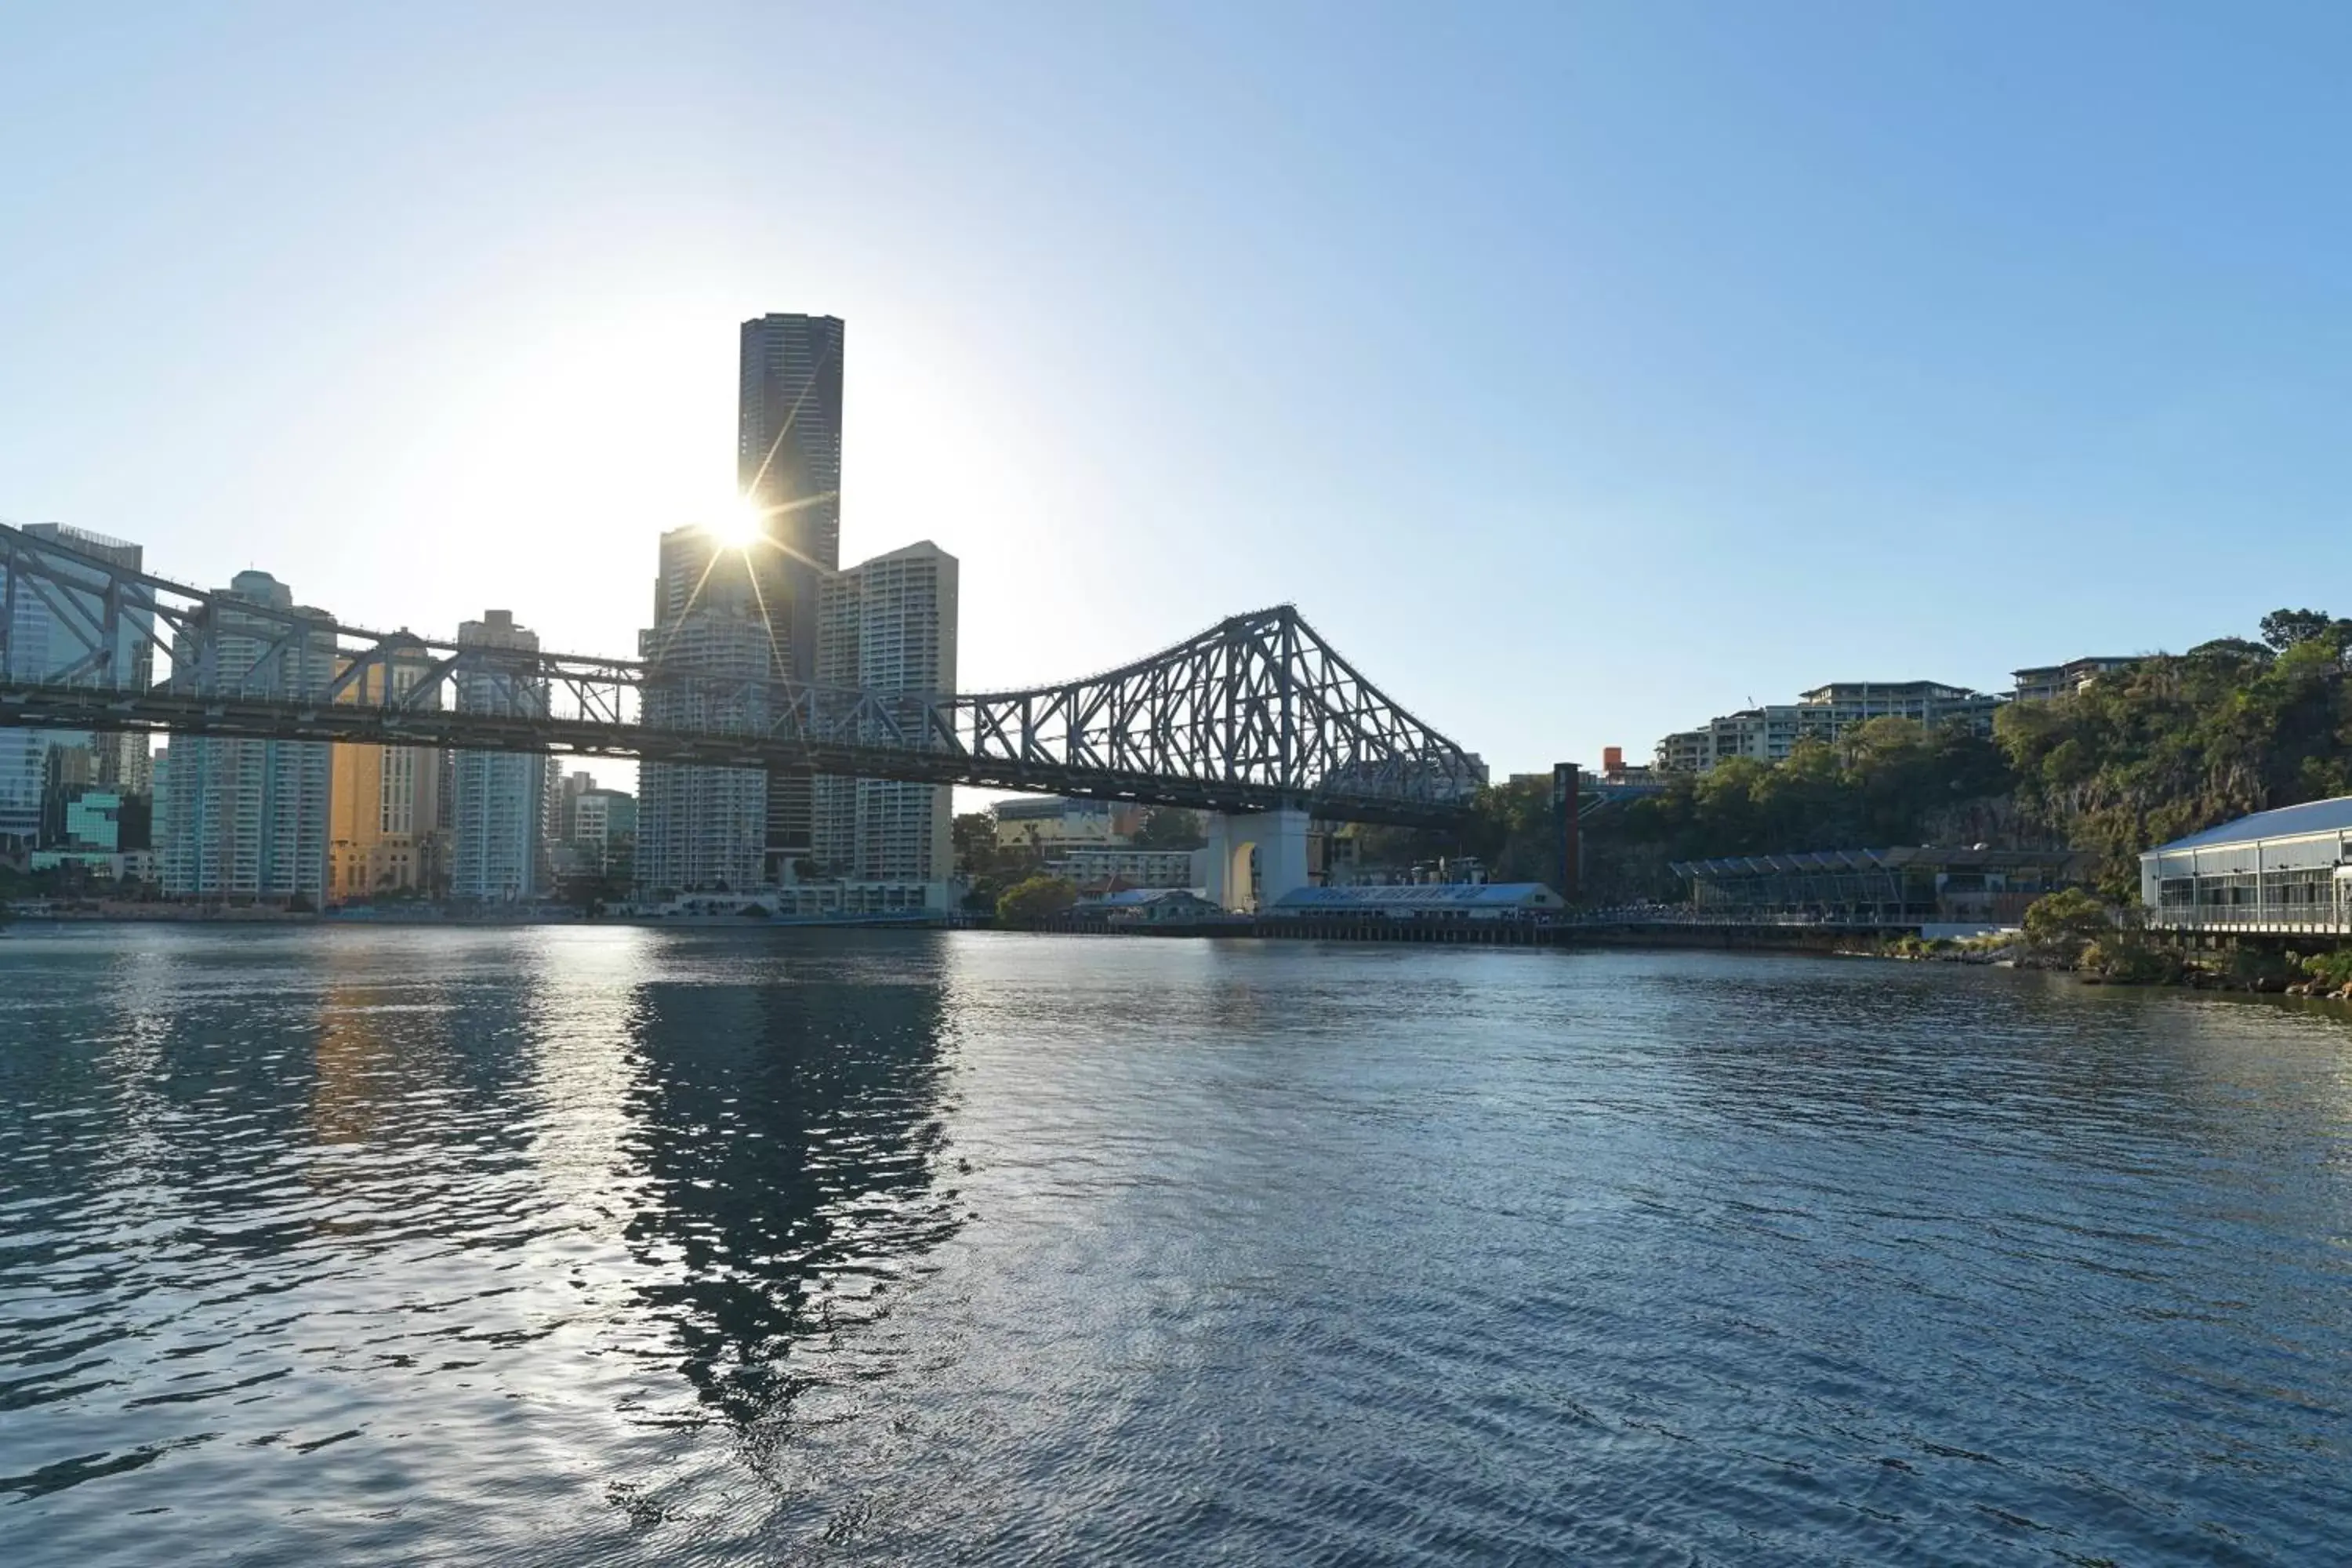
left=2150, top=796, right=2352, bottom=854
left=1673, top=848, right=2089, bottom=877
left=1273, top=883, right=1563, bottom=909
left=1081, top=887, right=1214, bottom=907
left=993, top=796, right=1100, bottom=821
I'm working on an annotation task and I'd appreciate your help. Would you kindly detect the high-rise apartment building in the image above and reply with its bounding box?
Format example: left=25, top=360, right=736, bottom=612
left=635, top=600, right=772, bottom=897
left=815, top=542, right=957, bottom=895
left=0, top=524, right=153, bottom=849
left=572, top=788, right=637, bottom=871
left=328, top=648, right=446, bottom=901
left=739, top=314, right=845, bottom=869
left=159, top=572, right=334, bottom=902
left=450, top=611, right=548, bottom=902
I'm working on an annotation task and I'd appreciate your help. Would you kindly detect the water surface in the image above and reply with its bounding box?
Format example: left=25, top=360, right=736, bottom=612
left=2, top=927, right=2348, bottom=1563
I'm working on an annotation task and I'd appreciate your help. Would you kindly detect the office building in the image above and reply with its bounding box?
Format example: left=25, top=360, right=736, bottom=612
left=158, top=572, right=334, bottom=902
left=739, top=314, right=846, bottom=869
left=0, top=523, right=153, bottom=849
left=814, top=542, right=957, bottom=897
left=557, top=769, right=597, bottom=844
left=328, top=647, right=446, bottom=902
left=449, top=611, right=548, bottom=902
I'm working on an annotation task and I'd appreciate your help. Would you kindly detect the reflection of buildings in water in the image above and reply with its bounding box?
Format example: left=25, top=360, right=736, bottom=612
left=313, top=974, right=404, bottom=1150
left=619, top=970, right=960, bottom=1429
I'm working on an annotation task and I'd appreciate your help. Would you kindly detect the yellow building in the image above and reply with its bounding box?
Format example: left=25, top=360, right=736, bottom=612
left=328, top=651, right=447, bottom=902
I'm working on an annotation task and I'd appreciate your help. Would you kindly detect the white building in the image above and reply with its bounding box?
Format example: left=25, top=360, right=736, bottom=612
left=572, top=787, right=637, bottom=870
left=1048, top=845, right=1200, bottom=891
left=1657, top=680, right=2005, bottom=772
left=2141, top=797, right=2352, bottom=936
left=815, top=541, right=958, bottom=902
left=451, top=610, right=548, bottom=902
left=636, top=608, right=773, bottom=897
left=0, top=524, right=153, bottom=848
left=159, top=571, right=334, bottom=902
left=2013, top=657, right=2137, bottom=703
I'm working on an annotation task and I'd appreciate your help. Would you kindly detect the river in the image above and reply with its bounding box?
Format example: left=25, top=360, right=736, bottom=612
left=2, top=926, right=2347, bottom=1563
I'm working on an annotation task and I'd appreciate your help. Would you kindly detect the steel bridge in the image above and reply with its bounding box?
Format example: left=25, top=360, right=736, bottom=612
left=0, top=522, right=1482, bottom=828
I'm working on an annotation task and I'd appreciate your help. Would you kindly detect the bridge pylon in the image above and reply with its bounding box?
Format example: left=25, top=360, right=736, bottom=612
left=1202, top=808, right=1312, bottom=913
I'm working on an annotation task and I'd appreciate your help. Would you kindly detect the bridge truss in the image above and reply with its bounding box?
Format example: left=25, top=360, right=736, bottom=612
left=0, top=523, right=1483, bottom=827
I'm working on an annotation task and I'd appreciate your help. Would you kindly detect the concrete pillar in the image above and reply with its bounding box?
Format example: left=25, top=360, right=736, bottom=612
left=1200, top=808, right=1312, bottom=913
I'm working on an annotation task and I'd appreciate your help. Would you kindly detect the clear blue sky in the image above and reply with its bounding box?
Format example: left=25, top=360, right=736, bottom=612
left=3, top=2, right=2346, bottom=780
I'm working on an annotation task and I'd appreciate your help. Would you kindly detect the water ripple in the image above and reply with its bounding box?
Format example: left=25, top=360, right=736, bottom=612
left=1, top=927, right=2347, bottom=1563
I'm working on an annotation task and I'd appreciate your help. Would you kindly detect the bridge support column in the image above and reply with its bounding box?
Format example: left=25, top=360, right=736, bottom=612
left=1201, top=808, right=1312, bottom=913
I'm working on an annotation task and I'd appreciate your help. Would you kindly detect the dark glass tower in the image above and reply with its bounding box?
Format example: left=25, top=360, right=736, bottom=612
left=737, top=314, right=845, bottom=872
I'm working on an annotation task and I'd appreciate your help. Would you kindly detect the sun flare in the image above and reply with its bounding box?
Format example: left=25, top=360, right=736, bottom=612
left=707, top=495, right=768, bottom=549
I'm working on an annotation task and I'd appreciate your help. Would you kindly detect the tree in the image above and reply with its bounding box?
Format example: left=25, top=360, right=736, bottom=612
left=2259, top=608, right=2336, bottom=652
left=2184, top=636, right=2274, bottom=665
left=1130, top=806, right=1206, bottom=850
left=952, top=811, right=999, bottom=873
left=2021, top=888, right=2111, bottom=964
left=996, top=875, right=1078, bottom=927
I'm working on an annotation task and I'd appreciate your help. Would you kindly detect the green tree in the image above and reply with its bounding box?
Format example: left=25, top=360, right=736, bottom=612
left=1130, top=806, right=1206, bottom=849
left=1997, top=613, right=2352, bottom=893
left=996, top=875, right=1078, bottom=926
left=2259, top=608, right=2339, bottom=652
left=2022, top=887, right=2111, bottom=963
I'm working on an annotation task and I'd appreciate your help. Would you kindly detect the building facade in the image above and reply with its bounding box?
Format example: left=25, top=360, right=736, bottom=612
left=739, top=313, right=847, bottom=868
left=328, top=647, right=446, bottom=901
left=813, top=541, right=957, bottom=897
left=158, top=572, right=334, bottom=902
left=1656, top=679, right=2005, bottom=772
left=636, top=607, right=773, bottom=897
left=2013, top=657, right=2137, bottom=703
left=2141, top=797, right=2352, bottom=937
left=1047, top=845, right=1200, bottom=891
left=450, top=611, right=548, bottom=902
left=0, top=524, right=153, bottom=849
left=572, top=788, right=637, bottom=869
left=990, top=796, right=1133, bottom=851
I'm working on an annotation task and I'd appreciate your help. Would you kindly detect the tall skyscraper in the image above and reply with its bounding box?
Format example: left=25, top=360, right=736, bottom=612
left=739, top=313, right=844, bottom=578
left=815, top=542, right=958, bottom=898
left=328, top=647, right=446, bottom=901
left=158, top=571, right=333, bottom=902
left=739, top=314, right=844, bottom=872
left=0, top=523, right=153, bottom=850
left=450, top=610, right=548, bottom=902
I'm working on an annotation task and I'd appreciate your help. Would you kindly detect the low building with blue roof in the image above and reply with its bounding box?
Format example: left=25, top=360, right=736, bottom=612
left=2140, top=796, right=2352, bottom=936
left=1266, top=883, right=1565, bottom=920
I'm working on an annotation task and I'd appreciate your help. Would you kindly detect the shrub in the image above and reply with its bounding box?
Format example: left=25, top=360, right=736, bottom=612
left=996, top=875, right=1079, bottom=927
left=2022, top=888, right=2111, bottom=963
left=2082, top=936, right=2183, bottom=985
left=2299, top=949, right=2352, bottom=992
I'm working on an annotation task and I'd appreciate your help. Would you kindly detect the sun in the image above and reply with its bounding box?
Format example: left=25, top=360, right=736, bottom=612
left=708, top=495, right=768, bottom=549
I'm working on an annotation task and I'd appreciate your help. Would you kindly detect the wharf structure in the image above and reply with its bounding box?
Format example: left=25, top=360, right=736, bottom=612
left=1671, top=846, right=2092, bottom=931
left=2140, top=797, right=2352, bottom=938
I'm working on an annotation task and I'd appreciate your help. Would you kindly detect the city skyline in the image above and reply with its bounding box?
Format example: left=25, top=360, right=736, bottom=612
left=8, top=7, right=2347, bottom=780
